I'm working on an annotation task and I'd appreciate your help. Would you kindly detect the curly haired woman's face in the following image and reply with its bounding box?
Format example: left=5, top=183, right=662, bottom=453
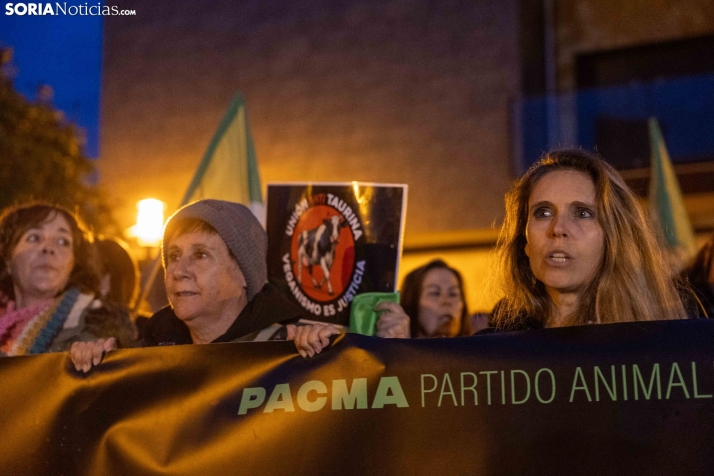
left=9, top=213, right=75, bottom=304
left=524, top=170, right=604, bottom=301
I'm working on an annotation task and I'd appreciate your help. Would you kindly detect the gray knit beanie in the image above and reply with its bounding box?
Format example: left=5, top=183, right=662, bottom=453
left=162, top=200, right=267, bottom=300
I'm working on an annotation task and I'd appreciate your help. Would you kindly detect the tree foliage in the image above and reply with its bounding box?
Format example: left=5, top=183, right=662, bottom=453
left=0, top=47, right=117, bottom=234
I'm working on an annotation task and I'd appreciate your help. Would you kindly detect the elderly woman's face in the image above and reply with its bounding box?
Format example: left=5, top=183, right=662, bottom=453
left=9, top=213, right=75, bottom=302
left=164, top=231, right=247, bottom=324
left=417, top=268, right=464, bottom=337
left=524, top=170, right=604, bottom=300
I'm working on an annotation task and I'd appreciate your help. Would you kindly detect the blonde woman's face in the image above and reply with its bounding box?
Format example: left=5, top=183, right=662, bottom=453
left=524, top=170, right=604, bottom=301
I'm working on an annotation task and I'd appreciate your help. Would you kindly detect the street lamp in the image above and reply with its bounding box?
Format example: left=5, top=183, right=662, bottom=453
left=132, top=199, right=165, bottom=258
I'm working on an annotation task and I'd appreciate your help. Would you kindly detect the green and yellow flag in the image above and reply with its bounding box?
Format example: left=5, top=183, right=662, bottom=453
left=181, top=93, right=264, bottom=223
left=648, top=117, right=696, bottom=263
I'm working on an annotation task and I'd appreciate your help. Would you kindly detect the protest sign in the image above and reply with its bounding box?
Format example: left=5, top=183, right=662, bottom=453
left=266, top=183, right=407, bottom=325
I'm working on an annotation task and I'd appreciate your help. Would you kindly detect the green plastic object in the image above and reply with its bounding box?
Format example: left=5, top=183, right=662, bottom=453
left=349, top=292, right=400, bottom=336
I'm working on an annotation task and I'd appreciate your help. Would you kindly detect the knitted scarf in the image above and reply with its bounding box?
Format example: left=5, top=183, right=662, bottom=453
left=0, top=288, right=82, bottom=356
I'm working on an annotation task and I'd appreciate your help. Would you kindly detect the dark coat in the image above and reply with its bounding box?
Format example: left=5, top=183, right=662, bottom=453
left=680, top=275, right=714, bottom=319
left=474, top=299, right=543, bottom=335
left=142, top=283, right=303, bottom=346
left=478, top=287, right=703, bottom=336
left=3, top=293, right=137, bottom=355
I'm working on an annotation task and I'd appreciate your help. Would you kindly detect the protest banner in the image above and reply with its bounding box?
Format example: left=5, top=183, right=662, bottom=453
left=266, top=183, right=407, bottom=325
left=1, top=320, right=713, bottom=475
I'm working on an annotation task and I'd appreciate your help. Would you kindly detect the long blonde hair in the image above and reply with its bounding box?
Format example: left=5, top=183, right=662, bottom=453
left=492, top=149, right=686, bottom=329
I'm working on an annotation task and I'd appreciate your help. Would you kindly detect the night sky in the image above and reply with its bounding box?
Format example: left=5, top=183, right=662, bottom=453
left=0, top=2, right=102, bottom=157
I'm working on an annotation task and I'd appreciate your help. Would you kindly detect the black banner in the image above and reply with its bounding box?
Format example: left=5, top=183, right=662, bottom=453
left=266, top=183, right=407, bottom=325
left=2, top=320, right=714, bottom=475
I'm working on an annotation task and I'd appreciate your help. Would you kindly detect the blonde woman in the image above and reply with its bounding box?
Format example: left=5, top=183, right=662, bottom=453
left=490, top=149, right=687, bottom=330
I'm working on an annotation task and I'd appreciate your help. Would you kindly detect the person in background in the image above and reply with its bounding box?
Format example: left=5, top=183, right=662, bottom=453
left=489, top=149, right=687, bottom=331
left=95, top=236, right=140, bottom=309
left=400, top=259, right=468, bottom=338
left=0, top=203, right=136, bottom=355
left=95, top=236, right=152, bottom=336
left=71, top=199, right=307, bottom=371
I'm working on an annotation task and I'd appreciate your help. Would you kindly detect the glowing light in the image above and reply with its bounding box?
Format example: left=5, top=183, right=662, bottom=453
left=352, top=181, right=365, bottom=203
left=133, top=199, right=165, bottom=247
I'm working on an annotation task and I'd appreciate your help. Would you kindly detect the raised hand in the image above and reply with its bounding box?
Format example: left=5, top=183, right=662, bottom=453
left=374, top=302, right=411, bottom=338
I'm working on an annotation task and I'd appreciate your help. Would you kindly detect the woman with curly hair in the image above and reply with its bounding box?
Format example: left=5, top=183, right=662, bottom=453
left=0, top=202, right=136, bottom=356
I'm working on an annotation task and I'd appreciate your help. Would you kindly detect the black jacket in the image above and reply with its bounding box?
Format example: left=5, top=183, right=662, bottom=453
left=478, top=288, right=703, bottom=336
left=142, top=283, right=303, bottom=346
left=680, top=275, right=714, bottom=319
left=474, top=299, right=543, bottom=335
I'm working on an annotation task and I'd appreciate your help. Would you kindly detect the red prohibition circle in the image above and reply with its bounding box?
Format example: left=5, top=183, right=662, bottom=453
left=290, top=205, right=355, bottom=302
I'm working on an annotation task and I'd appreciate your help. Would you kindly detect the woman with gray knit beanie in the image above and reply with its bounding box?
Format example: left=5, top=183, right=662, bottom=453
left=71, top=199, right=306, bottom=372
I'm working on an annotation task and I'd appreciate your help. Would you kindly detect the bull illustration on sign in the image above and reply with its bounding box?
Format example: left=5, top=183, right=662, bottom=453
left=296, top=215, right=349, bottom=295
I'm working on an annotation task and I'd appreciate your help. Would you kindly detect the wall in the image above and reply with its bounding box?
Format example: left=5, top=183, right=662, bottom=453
left=99, top=0, right=521, bottom=238
left=556, top=0, right=714, bottom=90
